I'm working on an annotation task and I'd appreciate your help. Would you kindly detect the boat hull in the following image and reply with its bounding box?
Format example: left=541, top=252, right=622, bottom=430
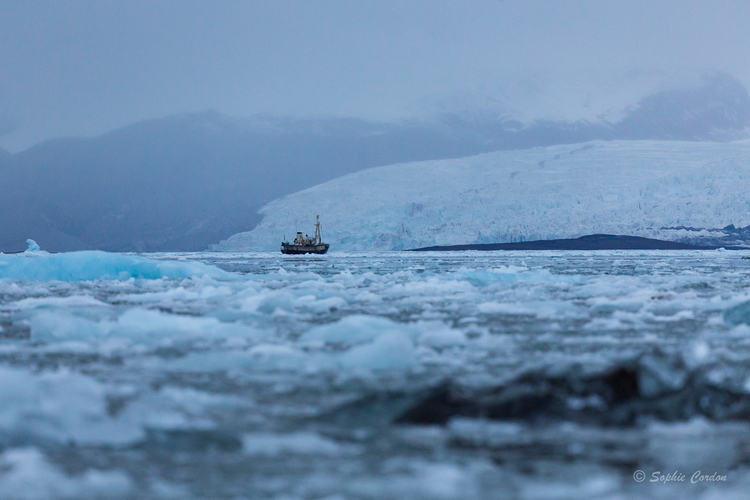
left=281, top=243, right=330, bottom=255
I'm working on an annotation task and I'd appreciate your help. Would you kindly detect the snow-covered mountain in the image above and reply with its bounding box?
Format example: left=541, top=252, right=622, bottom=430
left=1, top=74, right=749, bottom=252
left=213, top=139, right=750, bottom=251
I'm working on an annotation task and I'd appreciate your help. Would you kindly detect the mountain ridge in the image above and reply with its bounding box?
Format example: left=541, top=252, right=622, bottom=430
left=1, top=73, right=749, bottom=252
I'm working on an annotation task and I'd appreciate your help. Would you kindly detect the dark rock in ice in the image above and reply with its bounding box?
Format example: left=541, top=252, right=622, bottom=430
left=393, top=385, right=480, bottom=425
left=395, top=354, right=750, bottom=427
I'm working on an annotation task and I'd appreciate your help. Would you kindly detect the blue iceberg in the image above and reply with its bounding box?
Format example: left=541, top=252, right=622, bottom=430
left=0, top=240, right=231, bottom=281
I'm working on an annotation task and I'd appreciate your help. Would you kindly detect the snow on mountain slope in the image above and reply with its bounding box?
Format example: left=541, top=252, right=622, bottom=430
left=213, top=139, right=750, bottom=252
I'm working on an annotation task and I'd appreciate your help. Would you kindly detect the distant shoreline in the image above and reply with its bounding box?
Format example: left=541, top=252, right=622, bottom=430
left=409, top=234, right=750, bottom=251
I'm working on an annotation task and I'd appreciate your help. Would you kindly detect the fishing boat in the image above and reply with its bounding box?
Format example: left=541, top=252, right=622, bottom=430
left=281, top=215, right=330, bottom=254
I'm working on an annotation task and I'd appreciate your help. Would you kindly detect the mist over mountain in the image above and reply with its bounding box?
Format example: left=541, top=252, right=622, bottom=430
left=0, top=73, right=748, bottom=252
left=0, top=113, right=481, bottom=252
left=452, top=73, right=750, bottom=149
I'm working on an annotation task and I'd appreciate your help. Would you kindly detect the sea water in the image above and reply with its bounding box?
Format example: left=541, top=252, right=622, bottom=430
left=1, top=250, right=750, bottom=499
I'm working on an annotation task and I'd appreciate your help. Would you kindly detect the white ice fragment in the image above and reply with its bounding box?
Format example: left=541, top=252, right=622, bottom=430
left=0, top=367, right=144, bottom=446
left=0, top=448, right=134, bottom=499
left=728, top=324, right=750, bottom=337
left=647, top=417, right=714, bottom=436
left=651, top=310, right=695, bottom=322
left=349, top=461, right=474, bottom=499
left=27, top=307, right=260, bottom=345
left=301, top=315, right=414, bottom=345
left=8, top=295, right=108, bottom=311
left=242, top=432, right=346, bottom=456
left=691, top=341, right=711, bottom=361
left=294, top=294, right=348, bottom=313
left=520, top=473, right=619, bottom=500
left=705, top=314, right=724, bottom=326
left=476, top=302, right=535, bottom=315
left=168, top=343, right=334, bottom=374
left=245, top=343, right=313, bottom=371
left=25, top=239, right=40, bottom=252
left=416, top=322, right=466, bottom=347
left=338, top=332, right=416, bottom=370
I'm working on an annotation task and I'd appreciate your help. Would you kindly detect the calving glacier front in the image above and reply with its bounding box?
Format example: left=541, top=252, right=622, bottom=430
left=215, top=140, right=750, bottom=251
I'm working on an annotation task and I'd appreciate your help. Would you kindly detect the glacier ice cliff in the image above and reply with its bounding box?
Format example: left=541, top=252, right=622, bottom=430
left=214, top=139, right=750, bottom=251
left=2, top=73, right=749, bottom=252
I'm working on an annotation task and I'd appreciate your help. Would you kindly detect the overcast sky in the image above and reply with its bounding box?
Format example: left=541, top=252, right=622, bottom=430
left=1, top=0, right=750, bottom=152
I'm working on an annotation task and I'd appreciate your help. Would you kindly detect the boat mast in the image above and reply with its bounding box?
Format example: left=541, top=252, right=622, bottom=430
left=315, top=215, right=321, bottom=244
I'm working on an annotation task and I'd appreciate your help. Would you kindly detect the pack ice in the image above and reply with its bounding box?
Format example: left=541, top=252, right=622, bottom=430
left=214, top=139, right=750, bottom=251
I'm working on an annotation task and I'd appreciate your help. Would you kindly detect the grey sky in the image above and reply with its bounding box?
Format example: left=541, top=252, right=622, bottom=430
left=2, top=0, right=750, bottom=152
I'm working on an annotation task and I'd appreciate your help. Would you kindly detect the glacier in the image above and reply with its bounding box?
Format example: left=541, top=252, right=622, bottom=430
left=214, top=139, right=750, bottom=251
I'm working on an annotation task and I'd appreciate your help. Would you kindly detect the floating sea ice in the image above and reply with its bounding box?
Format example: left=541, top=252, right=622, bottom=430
left=727, top=324, right=750, bottom=338
left=723, top=300, right=750, bottom=326
left=300, top=315, right=417, bottom=345
left=338, top=332, right=417, bottom=370
left=0, top=448, right=134, bottom=500
left=0, top=367, right=144, bottom=446
left=168, top=315, right=423, bottom=374
left=8, top=295, right=109, bottom=311
left=169, top=336, right=418, bottom=374
left=166, top=345, right=322, bottom=373
left=293, top=294, right=349, bottom=314
left=519, top=472, right=620, bottom=500
left=347, top=460, right=477, bottom=500
left=0, top=242, right=232, bottom=281
left=476, top=302, right=536, bottom=315
left=416, top=321, right=467, bottom=348
left=242, top=431, right=350, bottom=457
left=451, top=266, right=531, bottom=286
left=685, top=340, right=712, bottom=366
left=28, top=308, right=260, bottom=344
left=25, top=239, right=40, bottom=252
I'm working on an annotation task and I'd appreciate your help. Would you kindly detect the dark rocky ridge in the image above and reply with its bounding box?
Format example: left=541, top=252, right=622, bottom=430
left=410, top=234, right=749, bottom=252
